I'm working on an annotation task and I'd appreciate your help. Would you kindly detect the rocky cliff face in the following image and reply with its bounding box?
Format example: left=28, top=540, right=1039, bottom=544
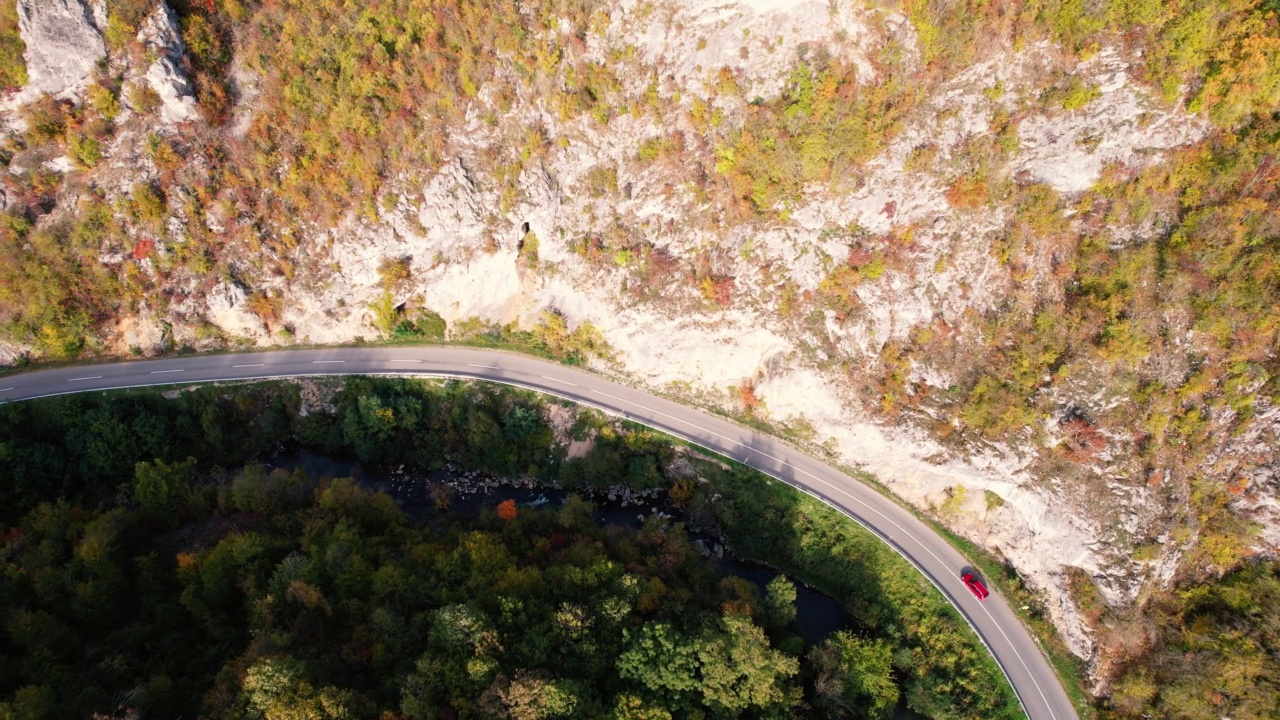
left=136, top=0, right=197, bottom=123
left=2, top=0, right=1276, bottom=689
left=14, top=0, right=104, bottom=97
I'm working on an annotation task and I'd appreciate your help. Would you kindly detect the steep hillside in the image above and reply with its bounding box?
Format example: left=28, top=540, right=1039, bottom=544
left=2, top=0, right=1279, bottom=706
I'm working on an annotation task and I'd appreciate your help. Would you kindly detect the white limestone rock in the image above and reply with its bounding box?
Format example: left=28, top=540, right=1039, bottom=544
left=16, top=0, right=105, bottom=96
left=117, top=311, right=167, bottom=354
left=0, top=340, right=29, bottom=366
left=137, top=1, right=199, bottom=123
left=206, top=281, right=264, bottom=339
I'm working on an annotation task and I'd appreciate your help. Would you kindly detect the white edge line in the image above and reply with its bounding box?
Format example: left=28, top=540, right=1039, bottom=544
left=3, top=368, right=1053, bottom=720
left=540, top=375, right=577, bottom=387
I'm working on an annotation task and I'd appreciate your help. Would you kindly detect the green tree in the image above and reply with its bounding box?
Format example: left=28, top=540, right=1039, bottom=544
left=696, top=615, right=800, bottom=714
left=242, top=657, right=355, bottom=720
left=1, top=686, right=55, bottom=720
left=133, top=456, right=197, bottom=525
left=625, top=455, right=662, bottom=490
left=807, top=632, right=899, bottom=720
left=494, top=672, right=580, bottom=720
left=765, top=575, right=798, bottom=630
left=616, top=623, right=701, bottom=709
left=609, top=694, right=673, bottom=720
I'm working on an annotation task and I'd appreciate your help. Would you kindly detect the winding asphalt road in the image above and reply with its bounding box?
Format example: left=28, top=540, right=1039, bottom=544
left=0, top=346, right=1077, bottom=720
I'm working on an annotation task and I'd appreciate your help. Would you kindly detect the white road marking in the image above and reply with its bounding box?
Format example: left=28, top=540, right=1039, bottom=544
left=68, top=376, right=102, bottom=382
left=0, top=388, right=12, bottom=392
left=150, top=369, right=184, bottom=374
left=467, top=364, right=499, bottom=369
left=312, top=360, right=345, bottom=364
left=390, top=359, right=423, bottom=363
left=540, top=375, right=577, bottom=387
left=234, top=363, right=264, bottom=368
left=981, top=601, right=1058, bottom=719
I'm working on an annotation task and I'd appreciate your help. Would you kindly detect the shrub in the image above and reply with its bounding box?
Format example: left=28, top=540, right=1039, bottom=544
left=246, top=290, right=284, bottom=327
left=377, top=257, right=413, bottom=289
left=945, top=172, right=989, bottom=209
left=132, top=184, right=167, bottom=224
left=984, top=490, right=1005, bottom=511
left=532, top=310, right=614, bottom=363
left=87, top=84, right=122, bottom=120
left=369, top=291, right=398, bottom=335
left=1058, top=76, right=1101, bottom=110
left=67, top=132, right=103, bottom=168
left=127, top=82, right=163, bottom=115
left=23, top=98, right=68, bottom=146
left=583, top=164, right=618, bottom=197
left=699, top=275, right=735, bottom=308
left=391, top=308, right=447, bottom=340
left=0, top=0, right=27, bottom=91
left=903, top=143, right=938, bottom=173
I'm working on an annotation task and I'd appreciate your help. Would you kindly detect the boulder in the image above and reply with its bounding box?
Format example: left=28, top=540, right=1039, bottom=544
left=16, top=0, right=106, bottom=96
left=137, top=1, right=198, bottom=123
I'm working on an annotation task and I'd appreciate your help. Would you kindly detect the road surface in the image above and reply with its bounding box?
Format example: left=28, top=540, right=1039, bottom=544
left=0, top=346, right=1077, bottom=720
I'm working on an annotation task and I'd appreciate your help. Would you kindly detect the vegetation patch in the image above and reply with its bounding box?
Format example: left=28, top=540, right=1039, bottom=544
left=0, top=0, right=25, bottom=92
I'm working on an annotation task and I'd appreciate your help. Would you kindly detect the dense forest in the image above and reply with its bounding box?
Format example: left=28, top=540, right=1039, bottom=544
left=3, top=466, right=821, bottom=719
left=0, top=378, right=1020, bottom=719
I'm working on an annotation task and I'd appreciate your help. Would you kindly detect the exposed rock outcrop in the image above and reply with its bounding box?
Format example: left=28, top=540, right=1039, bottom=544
left=0, top=340, right=28, bottom=365
left=15, top=0, right=105, bottom=96
left=205, top=281, right=263, bottom=339
left=137, top=1, right=198, bottom=123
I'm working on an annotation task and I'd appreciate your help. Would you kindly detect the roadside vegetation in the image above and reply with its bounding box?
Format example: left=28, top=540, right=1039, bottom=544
left=0, top=0, right=24, bottom=92
left=0, top=378, right=1019, bottom=719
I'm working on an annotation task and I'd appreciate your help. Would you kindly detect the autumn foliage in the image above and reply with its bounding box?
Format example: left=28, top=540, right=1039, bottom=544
left=497, top=498, right=518, bottom=521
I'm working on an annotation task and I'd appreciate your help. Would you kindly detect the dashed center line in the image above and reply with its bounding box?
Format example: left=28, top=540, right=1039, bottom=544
left=233, top=363, right=264, bottom=368
left=0, top=387, right=13, bottom=392
left=467, top=364, right=499, bottom=369
left=389, top=359, right=423, bottom=363
left=980, top=601, right=1057, bottom=720
left=68, top=376, right=102, bottom=382
left=312, top=360, right=345, bottom=364
left=540, top=375, right=577, bottom=387
left=150, top=369, right=184, bottom=374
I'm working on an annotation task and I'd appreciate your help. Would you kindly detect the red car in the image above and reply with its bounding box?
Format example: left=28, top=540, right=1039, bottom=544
left=962, top=572, right=989, bottom=600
